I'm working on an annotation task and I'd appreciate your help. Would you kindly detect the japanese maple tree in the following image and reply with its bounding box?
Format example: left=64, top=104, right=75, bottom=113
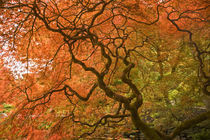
left=0, top=0, right=209, bottom=139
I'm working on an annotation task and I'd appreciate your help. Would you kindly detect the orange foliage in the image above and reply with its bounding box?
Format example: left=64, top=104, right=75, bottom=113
left=0, top=0, right=209, bottom=139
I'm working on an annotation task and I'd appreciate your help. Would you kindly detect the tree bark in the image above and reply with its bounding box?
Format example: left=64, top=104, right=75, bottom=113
left=129, top=109, right=163, bottom=140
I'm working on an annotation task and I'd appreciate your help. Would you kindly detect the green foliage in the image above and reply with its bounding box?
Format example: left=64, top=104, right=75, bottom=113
left=0, top=103, right=14, bottom=113
left=168, top=89, right=179, bottom=103
left=191, top=129, right=210, bottom=140
left=38, top=122, right=52, bottom=130
left=113, top=79, right=123, bottom=86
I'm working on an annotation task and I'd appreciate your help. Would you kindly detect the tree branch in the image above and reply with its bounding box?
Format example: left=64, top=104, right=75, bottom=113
left=170, top=111, right=210, bottom=139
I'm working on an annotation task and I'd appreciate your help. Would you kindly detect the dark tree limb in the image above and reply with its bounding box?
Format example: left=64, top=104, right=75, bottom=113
left=170, top=111, right=210, bottom=139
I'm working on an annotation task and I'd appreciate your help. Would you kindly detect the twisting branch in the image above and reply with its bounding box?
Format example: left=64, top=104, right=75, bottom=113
left=64, top=38, right=130, bottom=105
left=166, top=6, right=210, bottom=96
left=65, top=83, right=97, bottom=101
left=79, top=114, right=130, bottom=137
left=121, top=63, right=143, bottom=109
left=165, top=4, right=210, bottom=138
